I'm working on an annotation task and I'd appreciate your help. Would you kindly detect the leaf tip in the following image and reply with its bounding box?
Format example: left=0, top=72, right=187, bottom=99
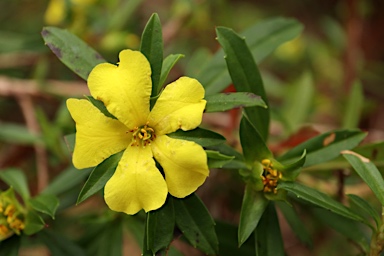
left=341, top=150, right=370, bottom=163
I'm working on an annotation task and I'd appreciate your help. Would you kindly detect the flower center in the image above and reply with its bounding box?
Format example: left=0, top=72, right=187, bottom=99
left=129, top=122, right=156, bottom=147
left=0, top=202, right=25, bottom=238
left=261, top=159, right=282, bottom=194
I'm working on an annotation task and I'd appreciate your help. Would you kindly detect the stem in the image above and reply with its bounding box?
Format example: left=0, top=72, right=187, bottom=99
left=369, top=207, right=384, bottom=256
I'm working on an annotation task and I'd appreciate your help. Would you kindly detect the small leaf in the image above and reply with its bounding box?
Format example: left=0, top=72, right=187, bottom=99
left=160, top=54, right=184, bottom=87
left=43, top=166, right=92, bottom=196
left=146, top=199, right=175, bottom=253
left=140, top=13, right=163, bottom=97
left=41, top=27, right=105, bottom=80
left=278, top=181, right=363, bottom=222
left=276, top=201, right=312, bottom=247
left=255, top=203, right=284, bottom=256
left=23, top=210, right=45, bottom=235
left=0, top=235, right=21, bottom=256
left=208, top=144, right=249, bottom=170
left=342, top=151, right=384, bottom=206
left=216, top=26, right=269, bottom=140
left=167, top=127, right=225, bottom=147
left=278, top=129, right=367, bottom=167
left=28, top=194, right=59, bottom=219
left=206, top=150, right=235, bottom=168
left=173, top=194, right=218, bottom=255
left=239, top=114, right=272, bottom=164
left=279, top=150, right=306, bottom=180
left=205, top=92, right=267, bottom=113
left=347, top=194, right=380, bottom=229
left=0, top=169, right=30, bottom=201
left=238, top=185, right=269, bottom=246
left=77, top=152, right=123, bottom=204
left=86, top=96, right=116, bottom=119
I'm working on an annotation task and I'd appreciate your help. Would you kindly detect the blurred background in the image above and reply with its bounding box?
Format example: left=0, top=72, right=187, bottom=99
left=0, top=0, right=383, bottom=255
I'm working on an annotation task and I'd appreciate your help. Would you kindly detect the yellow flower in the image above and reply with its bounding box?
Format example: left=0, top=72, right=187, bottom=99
left=67, top=50, right=209, bottom=214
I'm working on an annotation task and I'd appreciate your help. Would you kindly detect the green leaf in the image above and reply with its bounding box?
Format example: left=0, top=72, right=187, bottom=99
left=77, top=152, right=123, bottom=204
left=239, top=114, right=272, bottom=164
left=140, top=13, right=163, bottom=97
left=238, top=185, right=269, bottom=246
left=0, top=235, right=21, bottom=256
left=86, top=96, right=116, bottom=119
left=342, top=151, right=384, bottom=206
left=42, top=166, right=92, bottom=196
left=216, top=26, right=269, bottom=140
left=198, top=17, right=303, bottom=95
left=312, top=208, right=369, bottom=253
left=146, top=199, right=175, bottom=253
left=41, top=27, right=105, bottom=80
left=173, top=194, right=218, bottom=255
left=39, top=229, right=86, bottom=256
left=216, top=221, right=255, bottom=256
left=347, top=194, right=380, bottom=229
left=342, top=81, right=363, bottom=129
left=278, top=181, right=363, bottom=222
left=94, top=221, right=123, bottom=256
left=160, top=54, right=184, bottom=87
left=278, top=150, right=306, bottom=181
left=0, top=123, right=42, bottom=145
left=255, top=203, right=284, bottom=256
left=28, top=194, right=59, bottom=219
left=208, top=144, right=249, bottom=169
left=278, top=129, right=367, bottom=167
left=205, top=92, right=266, bottom=113
left=23, top=210, right=45, bottom=235
left=167, top=127, right=225, bottom=147
left=0, top=169, right=30, bottom=201
left=206, top=150, right=235, bottom=168
left=276, top=201, right=312, bottom=247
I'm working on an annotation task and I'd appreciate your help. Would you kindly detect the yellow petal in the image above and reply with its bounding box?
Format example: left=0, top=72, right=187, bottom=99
left=87, top=50, right=152, bottom=129
left=148, top=77, right=206, bottom=135
left=66, top=98, right=131, bottom=169
left=151, top=135, right=208, bottom=198
left=104, top=145, right=168, bottom=214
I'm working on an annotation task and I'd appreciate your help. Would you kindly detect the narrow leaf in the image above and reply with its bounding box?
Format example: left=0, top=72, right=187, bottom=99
left=146, top=199, right=175, bottom=253
left=208, top=144, right=249, bottom=170
left=255, top=203, right=284, bottom=256
left=0, top=169, right=30, bottom=200
left=205, top=92, right=266, bottom=113
left=173, top=194, right=218, bottom=255
left=278, top=181, right=363, bottom=222
left=160, top=54, right=184, bottom=87
left=77, top=152, right=123, bottom=204
left=347, top=194, right=380, bottom=229
left=278, top=129, right=367, bottom=167
left=342, top=81, right=363, bottom=129
left=0, top=235, right=21, bottom=256
left=238, top=185, right=269, bottom=246
left=0, top=123, right=42, bottom=145
left=140, top=13, right=163, bottom=97
left=198, top=17, right=303, bottom=95
left=39, top=229, right=86, bottom=256
left=239, top=114, right=272, bottom=164
left=167, top=127, right=225, bottom=147
left=342, top=151, right=384, bottom=206
left=41, top=27, right=105, bottom=80
left=28, top=194, right=59, bottom=219
left=279, top=150, right=306, bottom=180
left=86, top=96, right=116, bottom=119
left=276, top=201, right=312, bottom=247
left=216, top=26, right=269, bottom=140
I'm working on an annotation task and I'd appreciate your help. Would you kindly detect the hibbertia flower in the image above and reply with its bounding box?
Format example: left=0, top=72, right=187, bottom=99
left=67, top=50, right=209, bottom=214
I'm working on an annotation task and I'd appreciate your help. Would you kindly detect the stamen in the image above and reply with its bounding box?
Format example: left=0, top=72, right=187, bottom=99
left=128, top=122, right=156, bottom=147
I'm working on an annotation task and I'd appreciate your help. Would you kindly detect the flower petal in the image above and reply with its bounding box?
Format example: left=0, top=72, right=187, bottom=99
left=88, top=50, right=152, bottom=128
left=104, top=145, right=168, bottom=214
left=148, top=77, right=206, bottom=135
left=67, top=98, right=131, bottom=169
left=152, top=135, right=209, bottom=198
